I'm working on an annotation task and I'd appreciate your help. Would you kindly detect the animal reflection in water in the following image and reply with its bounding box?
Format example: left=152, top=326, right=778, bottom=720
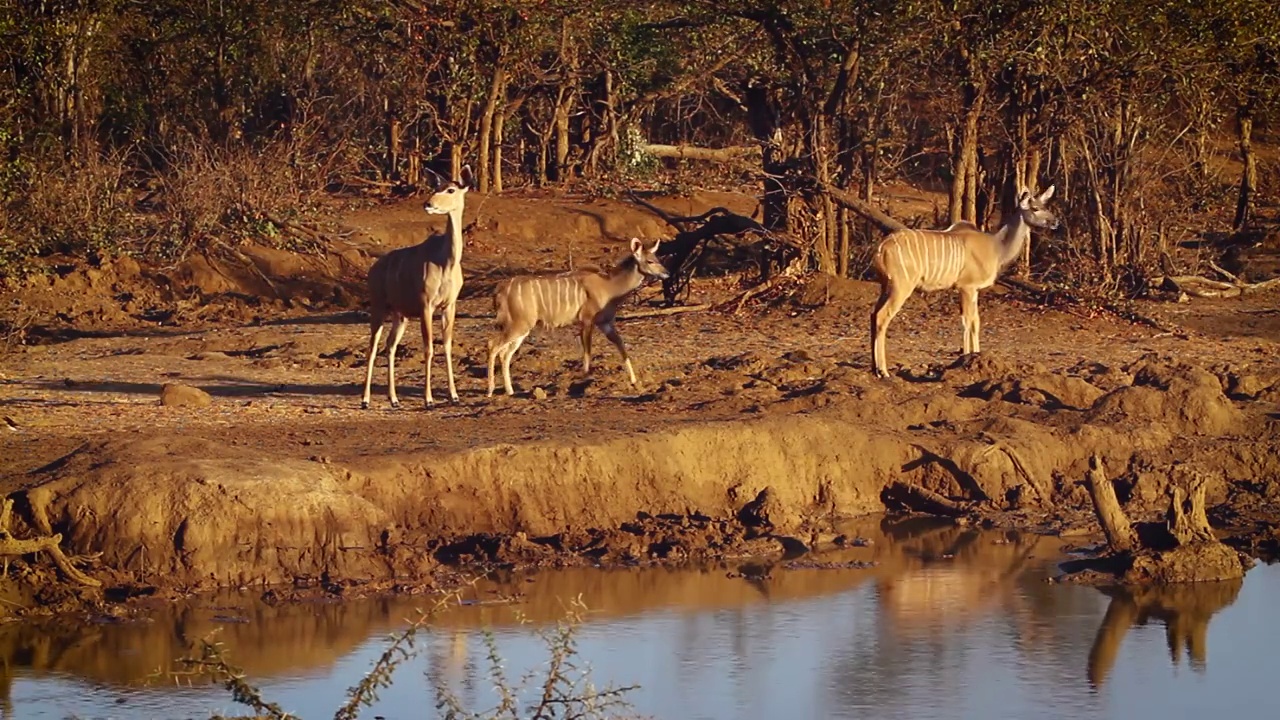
left=875, top=526, right=1053, bottom=633
left=427, top=629, right=471, bottom=691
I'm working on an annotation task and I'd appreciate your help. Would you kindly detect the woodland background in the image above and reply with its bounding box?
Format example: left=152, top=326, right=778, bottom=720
left=1, top=0, right=1277, bottom=293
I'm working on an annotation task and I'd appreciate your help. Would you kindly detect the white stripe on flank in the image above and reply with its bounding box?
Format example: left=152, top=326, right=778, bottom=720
left=926, top=233, right=936, bottom=283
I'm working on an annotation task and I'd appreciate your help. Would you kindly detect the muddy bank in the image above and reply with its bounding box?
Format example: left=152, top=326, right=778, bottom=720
left=4, top=353, right=1279, bottom=615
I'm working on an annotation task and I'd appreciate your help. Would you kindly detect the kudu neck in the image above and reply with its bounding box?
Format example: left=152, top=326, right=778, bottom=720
left=445, top=207, right=465, bottom=263
left=993, top=210, right=1031, bottom=268
left=604, top=256, right=646, bottom=298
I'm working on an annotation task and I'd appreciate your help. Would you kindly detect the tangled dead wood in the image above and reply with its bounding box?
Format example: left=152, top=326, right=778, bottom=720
left=623, top=188, right=790, bottom=305
left=1152, top=269, right=1280, bottom=299
left=0, top=498, right=101, bottom=587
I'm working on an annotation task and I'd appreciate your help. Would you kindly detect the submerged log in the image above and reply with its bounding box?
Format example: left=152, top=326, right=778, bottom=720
left=882, top=481, right=971, bottom=518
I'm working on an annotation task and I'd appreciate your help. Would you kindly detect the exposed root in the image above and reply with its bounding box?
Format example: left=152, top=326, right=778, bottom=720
left=0, top=498, right=102, bottom=587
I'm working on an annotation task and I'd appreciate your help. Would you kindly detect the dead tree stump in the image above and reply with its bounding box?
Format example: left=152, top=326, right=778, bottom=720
left=1085, top=455, right=1138, bottom=553
left=1063, top=455, right=1248, bottom=585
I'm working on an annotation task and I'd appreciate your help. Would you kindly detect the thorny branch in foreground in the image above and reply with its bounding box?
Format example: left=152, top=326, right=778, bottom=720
left=165, top=585, right=640, bottom=720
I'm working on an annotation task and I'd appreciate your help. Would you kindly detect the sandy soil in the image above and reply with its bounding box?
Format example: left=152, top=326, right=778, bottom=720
left=1, top=184, right=1278, bottom=613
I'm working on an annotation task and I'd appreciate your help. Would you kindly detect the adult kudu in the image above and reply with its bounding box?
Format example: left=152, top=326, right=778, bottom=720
left=870, top=185, right=1061, bottom=378
left=361, top=165, right=474, bottom=409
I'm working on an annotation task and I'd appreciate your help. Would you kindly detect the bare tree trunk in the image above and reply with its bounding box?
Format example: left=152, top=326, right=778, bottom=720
left=493, top=100, right=509, bottom=194
left=551, top=24, right=578, bottom=183
left=836, top=207, right=850, bottom=277
left=384, top=102, right=401, bottom=182
left=477, top=62, right=506, bottom=193
left=745, top=80, right=788, bottom=234
left=408, top=135, right=420, bottom=186
left=1234, top=102, right=1256, bottom=230
left=950, top=81, right=985, bottom=224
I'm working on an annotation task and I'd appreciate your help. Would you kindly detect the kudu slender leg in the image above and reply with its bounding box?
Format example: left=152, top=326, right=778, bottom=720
left=579, top=323, right=594, bottom=375
left=599, top=320, right=636, bottom=385
left=385, top=316, right=408, bottom=408
left=361, top=319, right=385, bottom=409
left=486, top=339, right=500, bottom=397
left=421, top=312, right=435, bottom=407
left=871, top=282, right=914, bottom=378
left=959, top=287, right=980, bottom=356
left=501, top=334, right=528, bottom=396
left=442, top=301, right=460, bottom=403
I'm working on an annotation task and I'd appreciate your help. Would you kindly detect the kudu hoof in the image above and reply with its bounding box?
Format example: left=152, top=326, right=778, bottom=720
left=390, top=400, right=401, bottom=409
left=360, top=400, right=369, bottom=410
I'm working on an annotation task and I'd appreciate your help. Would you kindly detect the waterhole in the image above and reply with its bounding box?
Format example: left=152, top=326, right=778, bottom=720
left=4, top=518, right=1276, bottom=719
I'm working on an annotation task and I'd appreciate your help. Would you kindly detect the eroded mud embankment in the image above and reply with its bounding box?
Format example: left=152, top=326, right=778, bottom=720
left=8, top=355, right=1280, bottom=602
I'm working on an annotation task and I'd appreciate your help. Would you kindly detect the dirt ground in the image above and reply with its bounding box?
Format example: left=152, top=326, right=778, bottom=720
left=2, top=182, right=1279, bottom=614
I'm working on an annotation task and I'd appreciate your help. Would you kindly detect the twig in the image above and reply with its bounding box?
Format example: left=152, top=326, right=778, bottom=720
left=1208, top=260, right=1240, bottom=284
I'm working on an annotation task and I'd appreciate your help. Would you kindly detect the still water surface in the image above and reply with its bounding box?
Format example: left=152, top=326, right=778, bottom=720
left=3, top=518, right=1278, bottom=720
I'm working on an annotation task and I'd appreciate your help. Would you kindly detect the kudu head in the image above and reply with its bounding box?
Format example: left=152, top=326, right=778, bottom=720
left=1017, top=184, right=1061, bottom=230
left=629, top=237, right=670, bottom=280
left=423, top=165, right=474, bottom=216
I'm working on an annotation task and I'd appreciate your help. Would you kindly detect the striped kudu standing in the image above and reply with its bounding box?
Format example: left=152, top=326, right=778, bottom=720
left=485, top=237, right=670, bottom=397
left=870, top=185, right=1060, bottom=378
left=360, top=165, right=474, bottom=409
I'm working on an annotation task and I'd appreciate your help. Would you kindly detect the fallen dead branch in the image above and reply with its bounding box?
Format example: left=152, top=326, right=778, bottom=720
left=1152, top=273, right=1280, bottom=299
left=811, top=181, right=906, bottom=235
left=642, top=143, right=761, bottom=164
left=882, top=481, right=972, bottom=518
left=710, top=273, right=799, bottom=315
left=618, top=303, right=711, bottom=320
left=622, top=187, right=786, bottom=305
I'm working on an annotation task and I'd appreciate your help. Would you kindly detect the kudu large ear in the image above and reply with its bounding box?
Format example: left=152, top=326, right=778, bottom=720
left=459, top=164, right=475, bottom=190
left=424, top=166, right=446, bottom=190
left=1017, top=188, right=1032, bottom=208
left=1037, top=184, right=1055, bottom=202
left=629, top=237, right=644, bottom=255
left=648, top=238, right=662, bottom=254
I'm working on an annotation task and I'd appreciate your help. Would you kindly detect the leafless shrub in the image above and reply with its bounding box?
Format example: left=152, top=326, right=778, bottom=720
left=0, top=147, right=141, bottom=265
left=164, top=589, right=639, bottom=720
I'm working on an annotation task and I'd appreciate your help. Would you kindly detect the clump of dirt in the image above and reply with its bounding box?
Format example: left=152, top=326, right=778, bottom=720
left=963, top=372, right=1106, bottom=411
left=1087, top=356, right=1244, bottom=435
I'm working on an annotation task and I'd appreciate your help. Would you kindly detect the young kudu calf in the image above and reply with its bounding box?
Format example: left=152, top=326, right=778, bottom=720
left=361, top=166, right=474, bottom=409
left=870, top=185, right=1060, bottom=378
left=486, top=237, right=670, bottom=397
